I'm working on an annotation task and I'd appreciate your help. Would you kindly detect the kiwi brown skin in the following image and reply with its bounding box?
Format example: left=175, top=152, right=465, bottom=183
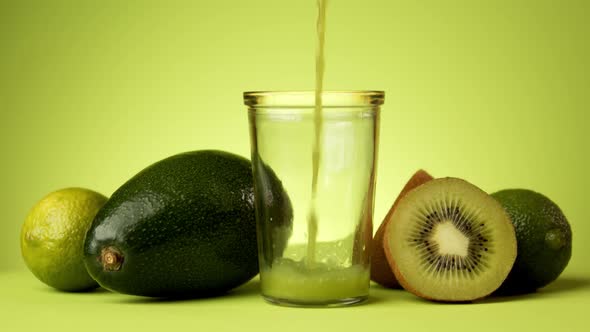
left=371, top=169, right=434, bottom=288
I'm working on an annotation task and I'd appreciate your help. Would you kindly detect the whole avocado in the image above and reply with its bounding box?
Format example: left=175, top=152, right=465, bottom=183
left=84, top=150, right=292, bottom=297
left=252, top=154, right=294, bottom=265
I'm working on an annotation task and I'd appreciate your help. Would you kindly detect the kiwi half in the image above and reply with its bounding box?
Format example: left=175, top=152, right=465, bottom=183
left=384, top=178, right=517, bottom=302
left=371, top=170, right=434, bottom=288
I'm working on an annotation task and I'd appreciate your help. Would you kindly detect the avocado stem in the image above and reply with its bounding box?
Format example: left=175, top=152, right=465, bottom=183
left=100, top=246, right=124, bottom=272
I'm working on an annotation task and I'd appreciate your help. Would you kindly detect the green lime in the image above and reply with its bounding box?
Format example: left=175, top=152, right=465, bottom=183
left=492, top=189, right=572, bottom=295
left=21, top=188, right=107, bottom=291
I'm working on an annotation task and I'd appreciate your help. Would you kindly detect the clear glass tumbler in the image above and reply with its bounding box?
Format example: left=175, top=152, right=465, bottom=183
left=245, top=91, right=384, bottom=307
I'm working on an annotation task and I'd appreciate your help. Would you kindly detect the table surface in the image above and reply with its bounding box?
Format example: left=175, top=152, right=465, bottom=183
left=1, top=269, right=588, bottom=332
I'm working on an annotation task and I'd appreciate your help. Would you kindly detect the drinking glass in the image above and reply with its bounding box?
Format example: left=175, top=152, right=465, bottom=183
left=245, top=91, right=384, bottom=307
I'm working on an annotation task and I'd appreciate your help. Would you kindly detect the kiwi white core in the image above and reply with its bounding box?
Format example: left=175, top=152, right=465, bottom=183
left=432, top=221, right=469, bottom=257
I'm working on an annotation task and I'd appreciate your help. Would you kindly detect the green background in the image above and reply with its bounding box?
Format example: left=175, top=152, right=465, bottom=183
left=0, top=0, right=588, bottom=330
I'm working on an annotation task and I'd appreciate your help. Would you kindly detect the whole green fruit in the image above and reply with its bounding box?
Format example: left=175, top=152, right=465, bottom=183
left=492, top=189, right=572, bottom=295
left=84, top=150, right=292, bottom=297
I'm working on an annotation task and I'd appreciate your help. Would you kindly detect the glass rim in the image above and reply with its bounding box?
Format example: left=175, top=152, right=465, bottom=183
left=243, top=90, right=385, bottom=108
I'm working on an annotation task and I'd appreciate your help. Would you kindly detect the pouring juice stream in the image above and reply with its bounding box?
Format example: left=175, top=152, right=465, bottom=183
left=307, top=0, right=327, bottom=268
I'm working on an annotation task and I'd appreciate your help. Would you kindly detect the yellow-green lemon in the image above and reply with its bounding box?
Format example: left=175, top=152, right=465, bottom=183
left=21, top=188, right=107, bottom=291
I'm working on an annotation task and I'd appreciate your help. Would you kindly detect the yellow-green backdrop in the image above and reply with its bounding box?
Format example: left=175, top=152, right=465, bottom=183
left=1, top=0, right=588, bottom=281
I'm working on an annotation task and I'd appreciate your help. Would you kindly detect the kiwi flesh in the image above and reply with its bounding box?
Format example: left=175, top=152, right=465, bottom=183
left=384, top=178, right=517, bottom=302
left=371, top=170, right=434, bottom=288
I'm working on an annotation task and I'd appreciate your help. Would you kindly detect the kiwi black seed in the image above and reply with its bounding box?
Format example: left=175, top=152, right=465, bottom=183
left=384, top=177, right=517, bottom=302
left=409, top=201, right=493, bottom=279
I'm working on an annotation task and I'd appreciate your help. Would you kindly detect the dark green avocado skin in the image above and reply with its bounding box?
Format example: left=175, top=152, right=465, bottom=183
left=84, top=150, right=291, bottom=297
